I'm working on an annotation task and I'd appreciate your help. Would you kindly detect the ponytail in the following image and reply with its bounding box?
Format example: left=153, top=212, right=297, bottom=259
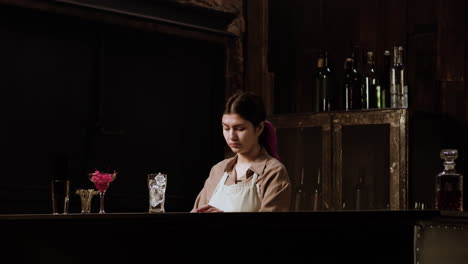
left=262, top=120, right=281, bottom=161
left=224, top=90, right=281, bottom=161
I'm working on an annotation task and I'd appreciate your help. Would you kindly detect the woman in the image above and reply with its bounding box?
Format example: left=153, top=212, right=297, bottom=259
left=192, top=90, right=291, bottom=212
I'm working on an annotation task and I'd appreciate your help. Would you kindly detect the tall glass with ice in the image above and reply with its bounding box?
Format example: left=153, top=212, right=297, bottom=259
left=148, top=172, right=167, bottom=213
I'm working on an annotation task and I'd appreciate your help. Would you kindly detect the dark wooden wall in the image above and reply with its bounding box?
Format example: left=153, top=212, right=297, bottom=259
left=267, top=0, right=464, bottom=120
left=0, top=3, right=231, bottom=213
left=245, top=0, right=465, bottom=209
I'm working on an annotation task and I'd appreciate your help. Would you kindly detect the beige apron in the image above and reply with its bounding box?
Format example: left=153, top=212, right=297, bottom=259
left=208, top=172, right=262, bottom=212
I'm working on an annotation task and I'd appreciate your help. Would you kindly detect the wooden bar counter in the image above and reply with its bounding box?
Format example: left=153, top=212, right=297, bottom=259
left=1, top=210, right=467, bottom=263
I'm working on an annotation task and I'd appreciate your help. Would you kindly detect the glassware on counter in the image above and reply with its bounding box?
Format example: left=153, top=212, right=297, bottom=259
left=51, top=179, right=70, bottom=214
left=148, top=172, right=167, bottom=213
left=88, top=170, right=117, bottom=214
left=76, top=189, right=98, bottom=214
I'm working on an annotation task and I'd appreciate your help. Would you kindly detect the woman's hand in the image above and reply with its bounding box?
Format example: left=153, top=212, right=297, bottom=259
left=192, top=204, right=224, bottom=213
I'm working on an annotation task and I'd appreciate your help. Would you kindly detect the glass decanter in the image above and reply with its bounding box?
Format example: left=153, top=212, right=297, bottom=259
left=435, top=149, right=463, bottom=211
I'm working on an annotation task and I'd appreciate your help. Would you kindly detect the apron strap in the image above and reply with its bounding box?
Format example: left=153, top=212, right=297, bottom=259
left=250, top=173, right=259, bottom=185
left=212, top=172, right=229, bottom=194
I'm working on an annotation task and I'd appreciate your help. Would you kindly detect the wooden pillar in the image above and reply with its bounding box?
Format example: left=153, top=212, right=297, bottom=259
left=245, top=0, right=274, bottom=115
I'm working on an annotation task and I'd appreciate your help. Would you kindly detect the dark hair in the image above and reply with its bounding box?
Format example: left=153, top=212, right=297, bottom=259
left=224, top=90, right=280, bottom=160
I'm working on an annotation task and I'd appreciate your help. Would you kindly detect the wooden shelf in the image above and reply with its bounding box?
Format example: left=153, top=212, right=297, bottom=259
left=0, top=0, right=238, bottom=42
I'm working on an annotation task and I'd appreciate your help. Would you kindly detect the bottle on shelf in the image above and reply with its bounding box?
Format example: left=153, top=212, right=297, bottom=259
left=362, top=51, right=380, bottom=109
left=314, top=51, right=335, bottom=112
left=380, top=50, right=391, bottom=108
left=390, top=44, right=405, bottom=108
left=353, top=170, right=369, bottom=210
left=343, top=57, right=356, bottom=111
left=324, top=51, right=336, bottom=111
left=350, top=48, right=362, bottom=109
left=311, top=168, right=321, bottom=211
left=295, top=168, right=306, bottom=212
left=398, top=46, right=408, bottom=108
left=313, top=54, right=324, bottom=112
left=435, top=149, right=463, bottom=211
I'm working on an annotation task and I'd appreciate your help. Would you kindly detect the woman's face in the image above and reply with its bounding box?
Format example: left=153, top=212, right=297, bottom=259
left=222, top=114, right=264, bottom=156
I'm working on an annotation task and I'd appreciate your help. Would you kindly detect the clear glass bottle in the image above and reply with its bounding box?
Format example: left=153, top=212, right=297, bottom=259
left=380, top=50, right=391, bottom=108
left=362, top=51, right=379, bottom=109
left=398, top=46, right=408, bottom=108
left=351, top=49, right=362, bottom=109
left=435, top=149, right=464, bottom=211
left=311, top=168, right=321, bottom=211
left=390, top=44, right=404, bottom=108
left=295, top=168, right=305, bottom=212
left=354, top=171, right=369, bottom=210
left=323, top=51, right=335, bottom=111
left=343, top=57, right=355, bottom=110
left=313, top=54, right=324, bottom=112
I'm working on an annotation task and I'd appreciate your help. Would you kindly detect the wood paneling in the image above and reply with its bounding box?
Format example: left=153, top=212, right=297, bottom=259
left=249, top=0, right=466, bottom=209
left=259, top=0, right=464, bottom=122
left=245, top=0, right=272, bottom=112
left=266, top=0, right=410, bottom=115
left=436, top=0, right=464, bottom=82
left=0, top=2, right=229, bottom=213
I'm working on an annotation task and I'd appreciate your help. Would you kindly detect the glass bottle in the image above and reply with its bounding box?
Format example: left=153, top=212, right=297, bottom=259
left=295, top=168, right=305, bottom=212
left=311, top=168, right=321, bottom=211
left=351, top=49, right=362, bottom=109
left=362, top=51, right=379, bottom=109
left=390, top=44, right=404, bottom=108
left=354, top=172, right=369, bottom=210
left=315, top=51, right=334, bottom=112
left=323, top=51, right=335, bottom=111
left=435, top=149, right=464, bottom=211
left=343, top=57, right=354, bottom=111
left=380, top=50, right=391, bottom=108
left=398, top=46, right=408, bottom=108
left=313, top=54, right=324, bottom=112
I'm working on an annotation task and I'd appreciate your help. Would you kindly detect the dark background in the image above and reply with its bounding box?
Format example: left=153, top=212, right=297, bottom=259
left=0, top=3, right=227, bottom=213
left=264, top=0, right=465, bottom=209
left=0, top=0, right=465, bottom=214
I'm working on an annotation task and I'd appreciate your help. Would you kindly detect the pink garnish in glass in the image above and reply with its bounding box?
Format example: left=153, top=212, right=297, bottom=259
left=89, top=170, right=116, bottom=192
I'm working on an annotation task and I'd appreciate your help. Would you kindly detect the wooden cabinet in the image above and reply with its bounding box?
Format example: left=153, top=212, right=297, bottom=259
left=270, top=108, right=409, bottom=211
left=270, top=112, right=332, bottom=211
left=247, top=0, right=465, bottom=212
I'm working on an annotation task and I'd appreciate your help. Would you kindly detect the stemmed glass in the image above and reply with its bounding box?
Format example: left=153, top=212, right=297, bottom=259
left=88, top=170, right=117, bottom=214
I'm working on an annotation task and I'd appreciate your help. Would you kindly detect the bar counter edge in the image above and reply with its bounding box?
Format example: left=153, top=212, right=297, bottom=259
left=1, top=210, right=467, bottom=264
